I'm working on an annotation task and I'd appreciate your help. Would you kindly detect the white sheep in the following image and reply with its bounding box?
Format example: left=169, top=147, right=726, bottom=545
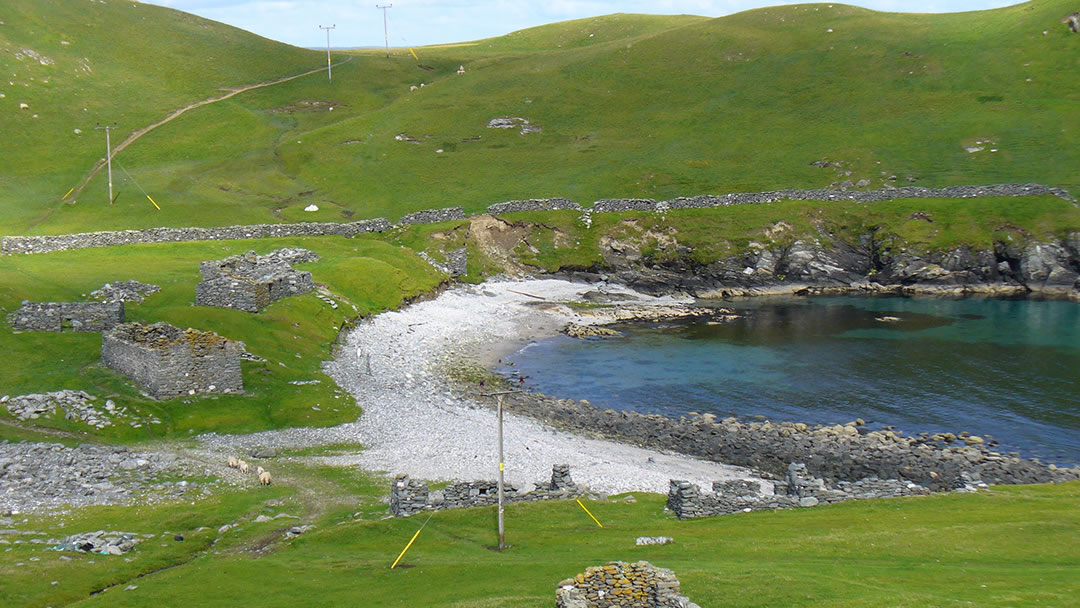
left=238, top=460, right=249, bottom=473
left=256, top=466, right=265, bottom=477
left=259, top=471, right=272, bottom=486
left=228, top=456, right=239, bottom=469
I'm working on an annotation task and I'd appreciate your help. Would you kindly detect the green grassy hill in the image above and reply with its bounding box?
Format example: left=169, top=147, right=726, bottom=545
left=1, top=0, right=1076, bottom=234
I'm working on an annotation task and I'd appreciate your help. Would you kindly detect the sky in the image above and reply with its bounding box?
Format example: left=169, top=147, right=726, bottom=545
left=142, top=0, right=1020, bottom=48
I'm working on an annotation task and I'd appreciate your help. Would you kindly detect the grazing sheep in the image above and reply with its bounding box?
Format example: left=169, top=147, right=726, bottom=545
left=238, top=460, right=249, bottom=473
left=259, top=471, right=272, bottom=486
left=228, top=456, right=239, bottom=468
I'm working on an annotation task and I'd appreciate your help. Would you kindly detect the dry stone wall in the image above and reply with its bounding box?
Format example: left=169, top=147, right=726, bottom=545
left=7, top=301, right=123, bottom=332
left=556, top=561, right=699, bottom=608
left=101, top=322, right=243, bottom=399
left=486, top=198, right=581, bottom=214
left=4, top=184, right=1069, bottom=256
left=666, top=462, right=931, bottom=520
left=390, top=464, right=583, bottom=516
left=1, top=219, right=390, bottom=255
left=397, top=207, right=466, bottom=225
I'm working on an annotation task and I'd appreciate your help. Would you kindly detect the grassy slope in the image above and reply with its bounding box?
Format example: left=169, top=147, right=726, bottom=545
left=0, top=235, right=443, bottom=443
left=1, top=1, right=1076, bottom=233
left=1, top=479, right=1077, bottom=607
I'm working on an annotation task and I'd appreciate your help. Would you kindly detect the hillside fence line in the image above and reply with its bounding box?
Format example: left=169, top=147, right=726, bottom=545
left=3, top=183, right=1072, bottom=255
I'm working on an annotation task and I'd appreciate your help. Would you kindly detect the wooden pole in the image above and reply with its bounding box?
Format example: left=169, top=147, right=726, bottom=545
left=497, top=392, right=505, bottom=550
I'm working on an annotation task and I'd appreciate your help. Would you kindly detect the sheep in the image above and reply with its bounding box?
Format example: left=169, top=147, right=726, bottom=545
left=256, top=466, right=265, bottom=477
left=238, top=460, right=249, bottom=473
left=228, top=456, right=239, bottom=469
left=259, top=471, right=272, bottom=486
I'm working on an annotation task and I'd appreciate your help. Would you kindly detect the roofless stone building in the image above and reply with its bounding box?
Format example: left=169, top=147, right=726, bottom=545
left=195, top=248, right=318, bottom=312
left=102, top=322, right=243, bottom=398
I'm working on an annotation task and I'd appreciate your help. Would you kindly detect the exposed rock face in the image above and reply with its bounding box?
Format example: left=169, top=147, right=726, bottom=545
left=584, top=231, right=1080, bottom=300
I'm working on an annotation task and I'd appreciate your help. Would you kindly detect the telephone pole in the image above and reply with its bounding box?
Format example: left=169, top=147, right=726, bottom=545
left=481, top=389, right=519, bottom=551
left=376, top=4, right=392, bottom=58
left=95, top=124, right=117, bottom=205
left=319, top=24, right=336, bottom=81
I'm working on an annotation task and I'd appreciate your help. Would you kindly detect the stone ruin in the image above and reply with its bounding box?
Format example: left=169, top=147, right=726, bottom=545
left=666, top=463, right=931, bottom=520
left=101, top=322, right=243, bottom=399
left=195, top=248, right=318, bottom=312
left=7, top=301, right=123, bottom=332
left=390, top=464, right=583, bottom=517
left=556, top=561, right=699, bottom=608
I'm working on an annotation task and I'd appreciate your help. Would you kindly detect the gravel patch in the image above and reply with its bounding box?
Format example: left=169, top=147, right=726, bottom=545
left=200, top=278, right=767, bottom=495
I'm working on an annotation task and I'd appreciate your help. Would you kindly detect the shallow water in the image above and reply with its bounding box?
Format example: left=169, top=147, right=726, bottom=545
left=499, top=296, right=1080, bottom=465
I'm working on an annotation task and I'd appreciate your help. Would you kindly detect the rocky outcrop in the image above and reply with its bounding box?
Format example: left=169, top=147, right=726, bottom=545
left=584, top=231, right=1080, bottom=299
left=501, top=394, right=1080, bottom=492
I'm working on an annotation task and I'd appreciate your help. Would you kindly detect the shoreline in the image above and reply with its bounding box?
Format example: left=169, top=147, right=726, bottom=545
left=200, top=278, right=771, bottom=496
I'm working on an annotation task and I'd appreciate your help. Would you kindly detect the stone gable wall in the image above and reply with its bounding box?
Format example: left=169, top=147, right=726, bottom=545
left=8, top=301, right=124, bottom=332
left=195, top=249, right=317, bottom=312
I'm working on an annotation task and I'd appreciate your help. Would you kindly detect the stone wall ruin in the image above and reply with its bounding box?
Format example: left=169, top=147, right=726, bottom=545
left=101, top=322, right=243, bottom=398
left=556, top=561, right=699, bottom=608
left=390, top=464, right=583, bottom=516
left=666, top=462, right=932, bottom=520
left=195, top=248, right=317, bottom=312
left=7, top=301, right=123, bottom=332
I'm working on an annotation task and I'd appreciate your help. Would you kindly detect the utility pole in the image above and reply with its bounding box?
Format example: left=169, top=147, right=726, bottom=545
left=481, top=389, right=518, bottom=551
left=319, top=24, right=336, bottom=81
left=95, top=124, right=117, bottom=205
left=376, top=4, right=392, bottom=58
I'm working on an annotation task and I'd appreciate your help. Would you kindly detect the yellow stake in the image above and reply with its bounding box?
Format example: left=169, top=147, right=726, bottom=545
left=146, top=195, right=161, bottom=211
left=409, top=48, right=419, bottom=61
left=62, top=188, right=74, bottom=200
left=576, top=499, right=603, bottom=528
left=391, top=513, right=433, bottom=569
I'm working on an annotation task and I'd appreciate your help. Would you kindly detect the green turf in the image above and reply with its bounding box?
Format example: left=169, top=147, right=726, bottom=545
left=1, top=0, right=1076, bottom=234
left=2, top=479, right=1077, bottom=607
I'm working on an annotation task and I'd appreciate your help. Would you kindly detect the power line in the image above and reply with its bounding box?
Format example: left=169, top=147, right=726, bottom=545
left=319, top=24, right=336, bottom=81
left=376, top=4, right=392, bottom=58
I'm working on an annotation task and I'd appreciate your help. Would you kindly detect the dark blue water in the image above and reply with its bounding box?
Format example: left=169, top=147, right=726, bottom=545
left=499, top=297, right=1080, bottom=465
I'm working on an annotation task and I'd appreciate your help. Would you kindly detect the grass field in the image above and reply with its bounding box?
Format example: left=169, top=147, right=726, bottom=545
left=1, top=0, right=1076, bottom=234
left=2, top=1, right=1079, bottom=605
left=1, top=470, right=1077, bottom=607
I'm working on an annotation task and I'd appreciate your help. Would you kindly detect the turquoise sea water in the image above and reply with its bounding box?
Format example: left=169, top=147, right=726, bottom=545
left=499, top=297, right=1080, bottom=464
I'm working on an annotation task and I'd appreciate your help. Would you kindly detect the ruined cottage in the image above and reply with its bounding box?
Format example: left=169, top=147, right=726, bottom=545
left=101, top=322, right=243, bottom=398
left=195, top=248, right=318, bottom=312
left=7, top=301, right=123, bottom=332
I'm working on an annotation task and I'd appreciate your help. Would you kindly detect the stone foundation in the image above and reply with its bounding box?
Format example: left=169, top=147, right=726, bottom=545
left=7, top=301, right=123, bottom=332
left=101, top=322, right=243, bottom=398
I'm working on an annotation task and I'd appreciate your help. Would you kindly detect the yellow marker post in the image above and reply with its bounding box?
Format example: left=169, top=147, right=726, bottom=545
left=62, top=188, right=74, bottom=200
left=391, top=513, right=433, bottom=569
left=409, top=48, right=419, bottom=62
left=576, top=499, right=604, bottom=528
left=146, top=195, right=161, bottom=211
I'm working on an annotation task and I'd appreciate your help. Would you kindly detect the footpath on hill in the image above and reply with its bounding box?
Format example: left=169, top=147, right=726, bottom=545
left=67, top=57, right=355, bottom=203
